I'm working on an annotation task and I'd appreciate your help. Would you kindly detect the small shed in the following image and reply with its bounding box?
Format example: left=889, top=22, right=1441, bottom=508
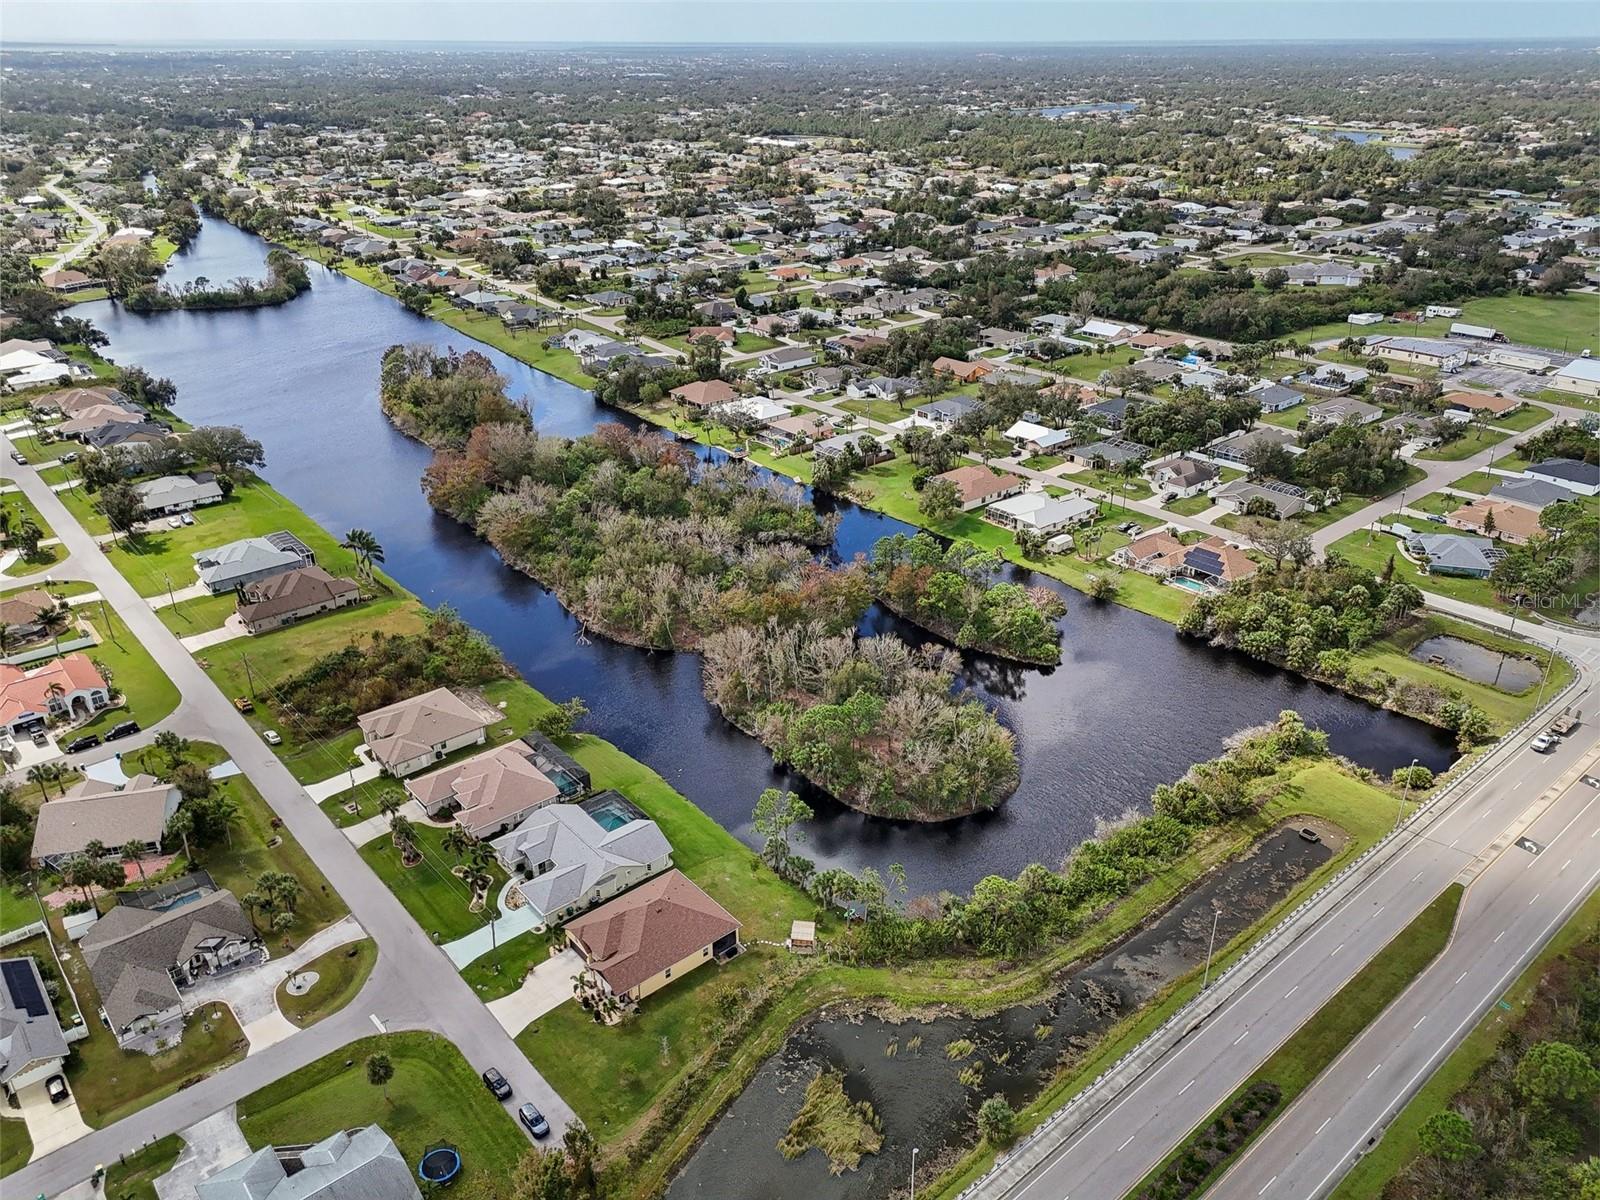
left=789, top=920, right=817, bottom=955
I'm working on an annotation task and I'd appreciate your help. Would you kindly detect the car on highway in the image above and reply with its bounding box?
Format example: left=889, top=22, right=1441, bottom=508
left=105, top=719, right=141, bottom=741
left=1530, top=733, right=1556, bottom=754
left=10, top=451, right=25, bottom=465
left=518, top=1103, right=549, bottom=1138
left=482, top=1067, right=512, bottom=1100
left=64, top=734, right=100, bottom=754
left=262, top=730, right=282, bottom=746
left=45, top=1075, right=69, bottom=1105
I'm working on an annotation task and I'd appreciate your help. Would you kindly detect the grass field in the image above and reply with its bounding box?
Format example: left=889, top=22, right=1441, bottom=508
left=1123, top=884, right=1463, bottom=1200
left=237, top=1032, right=527, bottom=1200
left=274, top=938, right=378, bottom=1028
left=1417, top=425, right=1511, bottom=461
left=360, top=819, right=509, bottom=943
left=2, top=488, right=66, bottom=577
left=1289, top=293, right=1599, bottom=355
left=59, top=598, right=182, bottom=735
left=0, top=1118, right=31, bottom=1178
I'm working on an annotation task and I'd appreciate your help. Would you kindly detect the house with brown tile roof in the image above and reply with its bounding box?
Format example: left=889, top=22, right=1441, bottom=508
left=566, top=869, right=740, bottom=1003
left=0, top=653, right=110, bottom=737
left=236, top=566, right=360, bottom=634
left=357, top=687, right=491, bottom=778
left=933, top=465, right=1027, bottom=511
left=406, top=741, right=563, bottom=839
left=1446, top=498, right=1543, bottom=545
left=1442, top=390, right=1521, bottom=418
left=932, top=356, right=992, bottom=383
left=669, top=379, right=738, bottom=409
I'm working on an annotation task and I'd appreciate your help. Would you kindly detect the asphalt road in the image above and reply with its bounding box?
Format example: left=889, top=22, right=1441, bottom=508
left=3, top=435, right=572, bottom=1199
left=1220, top=750, right=1600, bottom=1198
left=987, top=676, right=1598, bottom=1200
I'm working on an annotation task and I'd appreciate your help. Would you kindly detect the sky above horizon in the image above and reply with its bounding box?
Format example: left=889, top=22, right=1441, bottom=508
left=4, top=1, right=1598, bottom=47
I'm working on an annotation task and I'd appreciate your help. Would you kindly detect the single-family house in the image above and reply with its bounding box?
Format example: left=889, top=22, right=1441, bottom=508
left=192, top=532, right=315, bottom=595
left=0, top=589, right=58, bottom=646
left=758, top=413, right=834, bottom=452
left=932, top=357, right=991, bottom=384
left=985, top=492, right=1098, bottom=535
left=80, top=887, right=257, bottom=1046
left=133, top=473, right=224, bottom=517
left=1066, top=438, right=1151, bottom=468
left=0, top=654, right=110, bottom=737
left=566, top=869, right=740, bottom=1004
left=197, top=1126, right=420, bottom=1200
left=753, top=346, right=818, bottom=376
left=1307, top=397, right=1382, bottom=426
left=1210, top=478, right=1309, bottom=519
left=406, top=740, right=568, bottom=839
left=1146, top=457, right=1219, bottom=498
left=1210, top=426, right=1299, bottom=466
left=30, top=774, right=181, bottom=870
left=1443, top=391, right=1522, bottom=420
left=1366, top=337, right=1470, bottom=372
left=1400, top=527, right=1501, bottom=578
left=0, top=956, right=71, bottom=1100
left=493, top=792, right=673, bottom=926
left=357, top=687, right=492, bottom=778
left=670, top=379, right=739, bottom=410
left=911, top=395, right=979, bottom=428
left=1523, top=458, right=1600, bottom=497
left=1445, top=499, right=1543, bottom=545
left=812, top=431, right=892, bottom=465
left=1251, top=383, right=1306, bottom=413
left=236, top=566, right=361, bottom=635
left=1488, top=477, right=1570, bottom=511
left=933, top=465, right=1027, bottom=511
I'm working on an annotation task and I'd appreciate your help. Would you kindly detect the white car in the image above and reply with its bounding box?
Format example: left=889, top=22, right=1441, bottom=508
left=262, top=730, right=282, bottom=746
left=181, top=512, right=195, bottom=525
left=1530, top=734, right=1556, bottom=754
left=168, top=515, right=183, bottom=528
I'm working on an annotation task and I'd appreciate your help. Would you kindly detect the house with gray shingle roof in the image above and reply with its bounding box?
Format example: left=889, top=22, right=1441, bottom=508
left=492, top=792, right=672, bottom=926
left=197, top=1125, right=419, bottom=1200
left=80, top=888, right=257, bottom=1046
left=1, top=956, right=70, bottom=1096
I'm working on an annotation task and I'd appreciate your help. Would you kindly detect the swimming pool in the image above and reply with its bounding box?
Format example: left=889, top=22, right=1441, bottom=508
left=582, top=791, right=645, bottom=831
left=1168, top=576, right=1211, bottom=594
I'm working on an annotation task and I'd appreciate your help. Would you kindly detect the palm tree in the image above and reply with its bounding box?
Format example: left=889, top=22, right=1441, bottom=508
left=121, top=841, right=147, bottom=883
left=442, top=823, right=474, bottom=863
left=341, top=529, right=384, bottom=581
left=389, top=813, right=416, bottom=856
left=27, top=762, right=63, bottom=799
left=167, top=807, right=195, bottom=864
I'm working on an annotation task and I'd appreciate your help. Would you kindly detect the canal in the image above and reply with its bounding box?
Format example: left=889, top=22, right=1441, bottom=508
left=77, top=217, right=1456, bottom=893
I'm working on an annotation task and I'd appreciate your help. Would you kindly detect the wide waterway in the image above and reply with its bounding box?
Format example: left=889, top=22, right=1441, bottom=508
left=77, top=217, right=1456, bottom=894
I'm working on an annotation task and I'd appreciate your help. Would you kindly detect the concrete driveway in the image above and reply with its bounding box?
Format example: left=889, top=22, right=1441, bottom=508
left=486, top=947, right=580, bottom=1035
left=181, top=916, right=366, bottom=1053
left=154, top=1108, right=249, bottom=1200
left=443, top=877, right=540, bottom=968
left=15, top=1076, right=91, bottom=1159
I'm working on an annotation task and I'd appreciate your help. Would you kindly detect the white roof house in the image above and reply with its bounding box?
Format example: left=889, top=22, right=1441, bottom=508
left=985, top=492, right=1098, bottom=534
left=492, top=795, right=673, bottom=926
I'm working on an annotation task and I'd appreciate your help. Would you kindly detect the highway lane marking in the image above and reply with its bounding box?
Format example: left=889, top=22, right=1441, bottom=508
left=1561, top=859, right=1571, bottom=873
left=1233, top=1030, right=1249, bottom=1045
left=1331, top=942, right=1345, bottom=956
left=1259, top=1176, right=1277, bottom=1195
left=1493, top=930, right=1505, bottom=943
left=1528, top=893, right=1540, bottom=906
left=1309, top=855, right=1600, bottom=1200
left=1367, top=1063, right=1382, bottom=1079
left=1117, top=1135, right=1135, bottom=1152
left=1373, top=905, right=1384, bottom=917
left=1178, top=1079, right=1195, bottom=1096
left=1316, top=1117, right=1332, bottom=1134
left=1284, top=985, right=1298, bottom=999
left=1414, top=1014, right=1427, bottom=1029
left=370, top=1013, right=387, bottom=1034
left=1456, top=970, right=1469, bottom=984
left=1409, top=871, right=1423, bottom=883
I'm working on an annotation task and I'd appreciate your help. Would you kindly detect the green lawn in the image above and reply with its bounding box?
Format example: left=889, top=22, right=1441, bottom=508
left=1019, top=454, right=1066, bottom=471
left=1124, top=885, right=1463, bottom=1200
left=361, top=819, right=508, bottom=943
left=69, top=601, right=182, bottom=735
left=1489, top=402, right=1553, bottom=432
left=461, top=928, right=554, bottom=1003
left=0, top=1118, right=31, bottom=1178
left=275, top=938, right=378, bottom=1028
left=2, top=488, right=65, bottom=577
left=1418, top=425, right=1511, bottom=462
left=102, top=1134, right=183, bottom=1200
left=1330, top=887, right=1600, bottom=1200
left=1289, top=294, right=1599, bottom=356
left=1447, top=470, right=1497, bottom=494
left=104, top=479, right=381, bottom=598
left=237, top=1032, right=527, bottom=1200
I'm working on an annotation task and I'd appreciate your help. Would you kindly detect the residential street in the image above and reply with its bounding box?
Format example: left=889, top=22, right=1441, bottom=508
left=2, top=432, right=572, bottom=1198
left=43, top=175, right=107, bottom=272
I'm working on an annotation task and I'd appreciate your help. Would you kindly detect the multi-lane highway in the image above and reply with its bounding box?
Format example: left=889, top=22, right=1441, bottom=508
left=980, top=649, right=1597, bottom=1200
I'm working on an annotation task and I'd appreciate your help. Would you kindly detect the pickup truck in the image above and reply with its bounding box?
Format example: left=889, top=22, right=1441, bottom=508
left=233, top=697, right=255, bottom=713
left=1548, top=711, right=1581, bottom=737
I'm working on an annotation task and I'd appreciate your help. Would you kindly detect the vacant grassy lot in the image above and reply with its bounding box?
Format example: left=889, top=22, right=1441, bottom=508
left=101, top=1134, right=183, bottom=1200
left=360, top=819, right=508, bottom=943
left=1289, top=294, right=1599, bottom=354
left=2, top=488, right=66, bottom=577
left=237, top=1032, right=526, bottom=1200
left=1418, top=425, right=1511, bottom=462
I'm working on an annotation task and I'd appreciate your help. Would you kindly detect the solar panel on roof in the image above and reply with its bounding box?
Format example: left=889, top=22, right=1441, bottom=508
left=2, top=958, right=49, bottom=1017
left=1186, top=548, right=1225, bottom=575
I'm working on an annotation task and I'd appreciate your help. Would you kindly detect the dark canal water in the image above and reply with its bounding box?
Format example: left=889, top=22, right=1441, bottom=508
left=78, top=218, right=1455, bottom=894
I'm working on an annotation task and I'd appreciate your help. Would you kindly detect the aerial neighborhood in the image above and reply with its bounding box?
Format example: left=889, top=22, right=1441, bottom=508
left=0, top=26, right=1596, bottom=1200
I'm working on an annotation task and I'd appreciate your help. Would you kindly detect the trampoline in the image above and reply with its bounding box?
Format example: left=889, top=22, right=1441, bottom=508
left=419, top=1144, right=462, bottom=1186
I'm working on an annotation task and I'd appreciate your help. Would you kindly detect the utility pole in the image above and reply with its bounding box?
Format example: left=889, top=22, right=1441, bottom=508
left=1202, top=907, right=1222, bottom=990
left=1397, top=756, right=1419, bottom=831
left=910, top=1147, right=920, bottom=1200
left=1533, top=638, right=1559, bottom=714
left=241, top=653, right=256, bottom=697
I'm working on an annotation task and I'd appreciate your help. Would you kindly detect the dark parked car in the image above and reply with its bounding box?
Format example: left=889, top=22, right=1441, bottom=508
left=105, top=720, right=141, bottom=741
left=518, top=1103, right=549, bottom=1138
left=45, top=1075, right=69, bottom=1104
left=65, top=734, right=101, bottom=754
left=482, top=1067, right=512, bottom=1101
